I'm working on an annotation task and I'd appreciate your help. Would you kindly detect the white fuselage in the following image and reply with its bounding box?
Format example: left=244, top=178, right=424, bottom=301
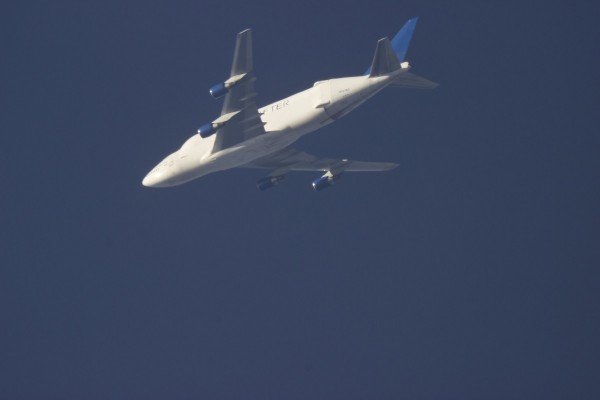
left=142, top=73, right=396, bottom=187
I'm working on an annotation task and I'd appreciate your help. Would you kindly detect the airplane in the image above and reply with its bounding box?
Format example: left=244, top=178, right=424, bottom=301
left=142, top=17, right=437, bottom=191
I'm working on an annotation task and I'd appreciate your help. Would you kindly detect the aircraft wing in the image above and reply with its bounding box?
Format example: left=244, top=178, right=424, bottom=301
left=212, top=29, right=265, bottom=152
left=244, top=148, right=398, bottom=174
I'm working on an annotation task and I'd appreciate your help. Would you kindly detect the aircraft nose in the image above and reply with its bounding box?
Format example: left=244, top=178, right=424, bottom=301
left=142, top=168, right=169, bottom=188
left=143, top=155, right=182, bottom=188
left=142, top=171, right=160, bottom=187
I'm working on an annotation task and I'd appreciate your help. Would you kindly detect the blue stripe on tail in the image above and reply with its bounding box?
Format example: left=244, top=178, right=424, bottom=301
left=391, top=17, right=418, bottom=62
left=364, top=17, right=418, bottom=75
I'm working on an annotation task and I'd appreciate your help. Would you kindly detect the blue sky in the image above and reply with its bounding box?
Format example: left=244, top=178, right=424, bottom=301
left=1, top=1, right=599, bottom=399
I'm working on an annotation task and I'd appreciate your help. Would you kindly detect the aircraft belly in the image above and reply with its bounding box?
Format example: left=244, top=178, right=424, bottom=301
left=200, top=133, right=295, bottom=173
left=168, top=80, right=383, bottom=186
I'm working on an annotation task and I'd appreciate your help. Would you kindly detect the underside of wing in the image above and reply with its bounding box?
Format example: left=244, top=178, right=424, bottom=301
left=212, top=29, right=265, bottom=153
left=244, top=148, right=398, bottom=174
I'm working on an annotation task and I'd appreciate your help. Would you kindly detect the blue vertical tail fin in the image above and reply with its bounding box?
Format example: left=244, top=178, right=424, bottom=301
left=390, top=17, right=418, bottom=63
left=365, top=17, right=418, bottom=76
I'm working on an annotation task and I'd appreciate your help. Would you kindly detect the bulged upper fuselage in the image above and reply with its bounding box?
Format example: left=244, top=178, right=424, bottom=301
left=142, top=19, right=436, bottom=190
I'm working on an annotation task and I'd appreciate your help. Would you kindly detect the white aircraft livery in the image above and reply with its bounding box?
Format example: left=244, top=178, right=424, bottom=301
left=142, top=18, right=437, bottom=191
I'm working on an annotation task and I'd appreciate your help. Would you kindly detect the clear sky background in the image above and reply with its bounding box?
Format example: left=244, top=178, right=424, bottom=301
left=1, top=1, right=599, bottom=399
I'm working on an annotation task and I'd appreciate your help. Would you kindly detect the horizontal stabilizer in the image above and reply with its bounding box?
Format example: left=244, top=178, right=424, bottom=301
left=390, top=72, right=438, bottom=89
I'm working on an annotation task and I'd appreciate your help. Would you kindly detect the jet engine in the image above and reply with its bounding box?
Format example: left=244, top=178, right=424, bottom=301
left=208, top=73, right=248, bottom=99
left=209, top=82, right=228, bottom=99
left=197, top=122, right=216, bottom=138
left=312, top=172, right=339, bottom=191
left=256, top=175, right=285, bottom=191
left=197, top=110, right=241, bottom=138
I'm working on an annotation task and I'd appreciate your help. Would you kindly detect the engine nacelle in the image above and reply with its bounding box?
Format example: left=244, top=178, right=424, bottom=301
left=312, top=173, right=339, bottom=191
left=209, top=73, right=248, bottom=99
left=256, top=175, right=285, bottom=191
left=209, top=82, right=228, bottom=99
left=197, top=110, right=241, bottom=139
left=197, top=122, right=216, bottom=138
